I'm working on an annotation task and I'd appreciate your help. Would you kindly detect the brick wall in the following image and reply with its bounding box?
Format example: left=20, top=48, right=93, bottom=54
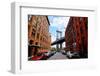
left=28, top=15, right=51, bottom=57
left=65, top=17, right=88, bottom=58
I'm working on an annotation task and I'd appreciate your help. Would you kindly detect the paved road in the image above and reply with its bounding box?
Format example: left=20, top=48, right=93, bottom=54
left=48, top=52, right=67, bottom=60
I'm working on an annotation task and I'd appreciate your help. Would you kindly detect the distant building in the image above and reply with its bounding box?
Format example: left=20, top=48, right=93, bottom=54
left=28, top=15, right=51, bottom=57
left=65, top=17, right=88, bottom=58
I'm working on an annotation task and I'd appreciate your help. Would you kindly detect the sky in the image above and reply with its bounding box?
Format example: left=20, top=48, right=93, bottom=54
left=48, top=16, right=70, bottom=47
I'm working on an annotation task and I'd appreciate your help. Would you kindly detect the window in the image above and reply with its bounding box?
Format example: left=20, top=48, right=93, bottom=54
left=35, top=42, right=38, bottom=45
left=32, top=29, right=35, bottom=38
left=37, top=33, right=39, bottom=39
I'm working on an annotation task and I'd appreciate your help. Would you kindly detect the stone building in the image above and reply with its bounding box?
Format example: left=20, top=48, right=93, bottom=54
left=65, top=17, right=88, bottom=58
left=28, top=15, right=51, bottom=57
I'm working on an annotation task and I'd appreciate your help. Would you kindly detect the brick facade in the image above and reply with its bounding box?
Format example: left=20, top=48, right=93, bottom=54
left=65, top=17, right=88, bottom=58
left=28, top=15, right=51, bottom=57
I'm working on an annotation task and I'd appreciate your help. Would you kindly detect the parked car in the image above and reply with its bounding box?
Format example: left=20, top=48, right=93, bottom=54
left=31, top=52, right=48, bottom=60
left=40, top=53, right=48, bottom=60
left=51, top=51, right=56, bottom=55
left=61, top=50, right=66, bottom=55
left=31, top=53, right=44, bottom=60
left=66, top=51, right=80, bottom=58
left=44, top=51, right=51, bottom=56
left=44, top=51, right=56, bottom=58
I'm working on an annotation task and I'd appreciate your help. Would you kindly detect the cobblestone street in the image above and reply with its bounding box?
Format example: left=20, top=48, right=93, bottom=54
left=48, top=52, right=67, bottom=60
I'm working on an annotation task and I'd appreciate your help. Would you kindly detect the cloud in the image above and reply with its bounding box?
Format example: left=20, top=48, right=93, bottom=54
left=48, top=16, right=70, bottom=43
left=51, top=34, right=56, bottom=42
left=49, top=16, right=70, bottom=28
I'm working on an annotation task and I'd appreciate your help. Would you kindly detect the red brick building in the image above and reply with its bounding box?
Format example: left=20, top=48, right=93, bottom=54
left=65, top=17, right=88, bottom=58
left=28, top=15, right=51, bottom=58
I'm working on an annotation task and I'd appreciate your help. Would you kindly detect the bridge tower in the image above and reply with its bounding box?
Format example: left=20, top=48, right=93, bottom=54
left=56, top=30, right=62, bottom=51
